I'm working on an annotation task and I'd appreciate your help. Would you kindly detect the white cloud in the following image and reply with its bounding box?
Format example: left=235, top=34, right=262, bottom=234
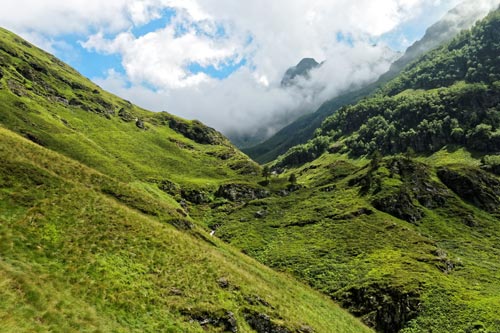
left=82, top=17, right=244, bottom=88
left=94, top=41, right=398, bottom=139
left=2, top=0, right=494, bottom=143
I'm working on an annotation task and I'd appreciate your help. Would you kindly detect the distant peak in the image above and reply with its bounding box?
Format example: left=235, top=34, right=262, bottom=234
left=297, top=58, right=319, bottom=67
left=281, top=58, right=321, bottom=87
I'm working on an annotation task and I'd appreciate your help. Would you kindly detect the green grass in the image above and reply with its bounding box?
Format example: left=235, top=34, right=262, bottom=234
left=0, top=28, right=374, bottom=333
left=2, top=22, right=500, bottom=333
left=0, top=127, right=372, bottom=333
left=213, top=152, right=500, bottom=332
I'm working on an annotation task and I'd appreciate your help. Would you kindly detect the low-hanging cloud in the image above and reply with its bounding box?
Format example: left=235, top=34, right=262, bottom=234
left=2, top=0, right=496, bottom=144
left=93, top=41, right=398, bottom=142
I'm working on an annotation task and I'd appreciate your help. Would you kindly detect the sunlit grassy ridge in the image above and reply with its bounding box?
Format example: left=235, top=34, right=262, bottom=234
left=214, top=150, right=500, bottom=332
left=0, top=27, right=258, bottom=189
left=0, top=125, right=372, bottom=333
left=0, top=29, right=372, bottom=332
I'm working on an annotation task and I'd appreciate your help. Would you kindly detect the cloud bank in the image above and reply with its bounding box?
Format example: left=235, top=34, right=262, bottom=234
left=2, top=0, right=495, bottom=144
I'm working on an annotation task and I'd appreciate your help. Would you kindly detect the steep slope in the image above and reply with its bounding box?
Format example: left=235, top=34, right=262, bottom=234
left=0, top=29, right=372, bottom=332
left=275, top=7, right=500, bottom=167
left=212, top=9, right=500, bottom=333
left=0, top=126, right=372, bottom=333
left=244, top=0, right=497, bottom=164
left=0, top=28, right=258, bottom=189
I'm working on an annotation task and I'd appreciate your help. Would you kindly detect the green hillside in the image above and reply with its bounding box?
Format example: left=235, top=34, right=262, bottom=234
left=0, top=28, right=372, bottom=332
left=211, top=9, right=500, bottom=333
left=243, top=2, right=496, bottom=164
left=2, top=6, right=500, bottom=333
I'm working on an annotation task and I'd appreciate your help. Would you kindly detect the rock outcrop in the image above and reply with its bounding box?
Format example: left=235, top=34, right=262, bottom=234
left=215, top=184, right=269, bottom=202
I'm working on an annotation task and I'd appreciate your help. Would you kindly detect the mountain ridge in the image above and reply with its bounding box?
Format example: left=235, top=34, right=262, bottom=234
left=0, top=27, right=372, bottom=333
left=243, top=0, right=498, bottom=164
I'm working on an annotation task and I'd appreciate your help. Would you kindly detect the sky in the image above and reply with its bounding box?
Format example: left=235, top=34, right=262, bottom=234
left=0, top=0, right=496, bottom=142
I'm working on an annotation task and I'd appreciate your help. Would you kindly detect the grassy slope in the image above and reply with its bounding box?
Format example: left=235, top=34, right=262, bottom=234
left=216, top=11, right=500, bottom=332
left=214, top=150, right=500, bottom=332
left=0, top=27, right=257, bottom=189
left=0, top=30, right=372, bottom=332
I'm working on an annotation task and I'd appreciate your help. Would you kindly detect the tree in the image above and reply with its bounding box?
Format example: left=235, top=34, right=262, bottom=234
left=370, top=150, right=383, bottom=170
left=262, top=166, right=270, bottom=181
left=404, top=147, right=415, bottom=161
left=288, top=173, right=297, bottom=185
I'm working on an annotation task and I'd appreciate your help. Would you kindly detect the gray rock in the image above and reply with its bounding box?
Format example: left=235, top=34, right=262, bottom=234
left=217, top=277, right=230, bottom=289
left=216, top=184, right=269, bottom=202
left=254, top=210, right=268, bottom=219
left=135, top=119, right=146, bottom=130
left=244, top=309, right=296, bottom=333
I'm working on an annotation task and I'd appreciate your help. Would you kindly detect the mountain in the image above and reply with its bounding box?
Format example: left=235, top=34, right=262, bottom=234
left=213, top=8, right=500, bottom=333
left=2, top=5, right=500, bottom=333
left=243, top=0, right=498, bottom=164
left=0, top=28, right=372, bottom=333
left=281, top=58, right=321, bottom=87
left=226, top=58, right=322, bottom=149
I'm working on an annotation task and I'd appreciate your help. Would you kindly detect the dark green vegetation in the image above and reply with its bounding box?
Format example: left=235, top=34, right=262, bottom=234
left=244, top=1, right=495, bottom=164
left=210, top=8, right=500, bottom=333
left=0, top=28, right=372, bottom=332
left=276, top=8, right=500, bottom=167
left=215, top=151, right=500, bottom=333
left=2, top=5, right=500, bottom=333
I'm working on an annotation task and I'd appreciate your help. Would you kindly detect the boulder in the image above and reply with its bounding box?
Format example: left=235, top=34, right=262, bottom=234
left=118, top=107, right=134, bottom=122
left=181, top=189, right=211, bottom=204
left=182, top=309, right=238, bottom=333
left=216, top=184, right=269, bottom=202
left=135, top=119, right=146, bottom=130
left=254, top=210, right=268, bottom=219
left=243, top=309, right=291, bottom=333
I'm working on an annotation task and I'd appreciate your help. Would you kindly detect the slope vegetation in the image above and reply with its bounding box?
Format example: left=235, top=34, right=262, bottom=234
left=212, top=8, right=500, bottom=333
left=244, top=1, right=495, bottom=164
left=0, top=28, right=372, bottom=332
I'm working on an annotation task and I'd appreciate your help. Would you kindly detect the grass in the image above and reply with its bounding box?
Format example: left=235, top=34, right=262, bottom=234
left=2, top=24, right=500, bottom=333
left=0, top=126, right=372, bottom=333
left=213, top=152, right=500, bottom=332
left=0, top=28, right=372, bottom=333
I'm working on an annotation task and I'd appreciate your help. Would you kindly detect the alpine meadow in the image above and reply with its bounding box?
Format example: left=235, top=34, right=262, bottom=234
left=1, top=2, right=499, bottom=333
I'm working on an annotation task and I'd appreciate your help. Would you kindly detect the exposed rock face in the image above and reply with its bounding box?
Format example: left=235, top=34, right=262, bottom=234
left=182, top=309, right=238, bottom=332
left=181, top=188, right=211, bottom=204
left=118, top=107, right=134, bottom=122
left=336, top=283, right=420, bottom=333
left=388, top=158, right=449, bottom=208
left=437, top=167, right=500, bottom=213
left=215, top=184, right=269, bottom=202
left=369, top=158, right=451, bottom=223
left=156, top=179, right=180, bottom=196
left=281, top=58, right=321, bottom=87
left=373, top=189, right=424, bottom=224
left=135, top=119, right=146, bottom=130
left=168, top=118, right=223, bottom=145
left=243, top=310, right=291, bottom=333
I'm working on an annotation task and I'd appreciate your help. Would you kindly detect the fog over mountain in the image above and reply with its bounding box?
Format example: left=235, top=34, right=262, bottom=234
left=1, top=0, right=497, bottom=147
